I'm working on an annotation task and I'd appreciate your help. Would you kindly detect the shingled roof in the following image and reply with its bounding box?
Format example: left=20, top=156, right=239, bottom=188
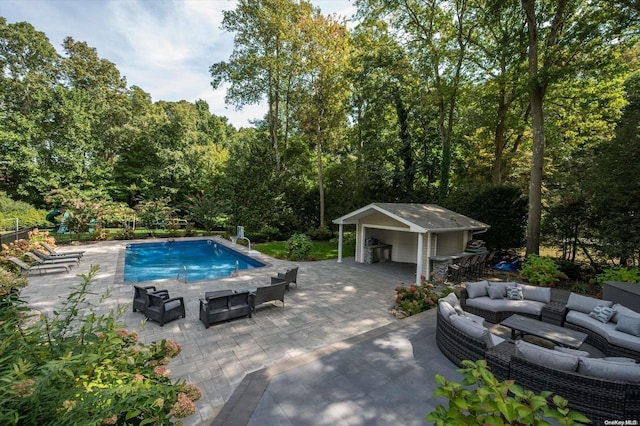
left=333, top=203, right=490, bottom=233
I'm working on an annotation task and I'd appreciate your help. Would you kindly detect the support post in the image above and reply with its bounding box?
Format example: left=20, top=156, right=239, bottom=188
left=337, top=223, right=343, bottom=263
left=426, top=232, right=432, bottom=278
left=416, top=233, right=424, bottom=283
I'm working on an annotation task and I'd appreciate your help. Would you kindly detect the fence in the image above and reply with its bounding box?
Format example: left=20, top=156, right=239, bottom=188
left=0, top=218, right=33, bottom=250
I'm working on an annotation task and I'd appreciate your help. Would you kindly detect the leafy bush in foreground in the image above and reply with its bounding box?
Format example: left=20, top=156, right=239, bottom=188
left=0, top=266, right=201, bottom=425
left=427, top=360, right=590, bottom=425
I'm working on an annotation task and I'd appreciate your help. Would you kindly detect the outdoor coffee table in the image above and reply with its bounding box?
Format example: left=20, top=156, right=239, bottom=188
left=500, top=314, right=588, bottom=349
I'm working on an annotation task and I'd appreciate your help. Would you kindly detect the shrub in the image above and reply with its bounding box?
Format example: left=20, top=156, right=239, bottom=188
left=520, top=254, right=563, bottom=286
left=0, top=267, right=27, bottom=297
left=0, top=266, right=201, bottom=425
left=596, top=266, right=640, bottom=284
left=427, top=359, right=590, bottom=425
left=307, top=226, right=333, bottom=241
left=393, top=279, right=439, bottom=317
left=287, top=233, right=313, bottom=260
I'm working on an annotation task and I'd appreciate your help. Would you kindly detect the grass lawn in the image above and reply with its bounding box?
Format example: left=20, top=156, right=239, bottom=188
left=254, top=240, right=355, bottom=261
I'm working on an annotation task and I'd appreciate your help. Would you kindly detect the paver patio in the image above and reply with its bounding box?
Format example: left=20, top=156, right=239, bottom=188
left=20, top=237, right=465, bottom=425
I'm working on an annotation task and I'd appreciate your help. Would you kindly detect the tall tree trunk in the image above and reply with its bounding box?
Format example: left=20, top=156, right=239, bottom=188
left=316, top=132, right=325, bottom=228
left=493, top=85, right=508, bottom=185
left=522, top=0, right=566, bottom=255
left=523, top=0, right=544, bottom=255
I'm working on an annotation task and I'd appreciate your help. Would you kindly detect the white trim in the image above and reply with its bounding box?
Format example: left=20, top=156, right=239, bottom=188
left=362, top=224, right=408, bottom=232
left=337, top=223, right=343, bottom=263
left=425, top=232, right=432, bottom=277
left=416, top=233, right=424, bottom=282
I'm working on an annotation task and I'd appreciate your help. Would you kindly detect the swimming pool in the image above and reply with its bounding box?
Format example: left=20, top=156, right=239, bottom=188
left=124, top=239, right=265, bottom=283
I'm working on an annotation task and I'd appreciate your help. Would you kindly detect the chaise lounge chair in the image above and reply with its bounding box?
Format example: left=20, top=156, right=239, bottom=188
left=25, top=252, right=79, bottom=267
left=8, top=256, right=72, bottom=275
left=32, top=249, right=82, bottom=263
left=41, top=243, right=85, bottom=258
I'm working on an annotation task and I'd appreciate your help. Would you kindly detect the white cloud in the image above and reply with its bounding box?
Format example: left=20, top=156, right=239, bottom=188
left=1, top=0, right=356, bottom=128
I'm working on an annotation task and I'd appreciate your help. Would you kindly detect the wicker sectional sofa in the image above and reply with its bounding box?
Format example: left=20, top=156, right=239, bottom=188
left=436, top=294, right=505, bottom=367
left=437, top=294, right=640, bottom=424
left=460, top=280, right=552, bottom=323
left=562, top=292, right=640, bottom=361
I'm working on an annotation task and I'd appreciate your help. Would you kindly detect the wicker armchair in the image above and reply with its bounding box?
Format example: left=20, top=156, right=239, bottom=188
left=146, top=292, right=185, bottom=326
left=277, top=267, right=298, bottom=291
left=253, top=277, right=287, bottom=313
left=133, top=285, right=165, bottom=313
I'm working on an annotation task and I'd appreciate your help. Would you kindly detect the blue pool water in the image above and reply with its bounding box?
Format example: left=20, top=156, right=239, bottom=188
left=124, top=239, right=265, bottom=283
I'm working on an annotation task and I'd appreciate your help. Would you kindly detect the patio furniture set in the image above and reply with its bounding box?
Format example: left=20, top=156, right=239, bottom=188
left=437, top=282, right=640, bottom=423
left=132, top=267, right=298, bottom=328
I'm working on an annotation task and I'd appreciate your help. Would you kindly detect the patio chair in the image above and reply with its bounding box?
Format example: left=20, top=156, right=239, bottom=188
left=133, top=285, right=169, bottom=313
left=7, top=256, right=72, bottom=275
left=145, top=291, right=185, bottom=326
left=32, top=249, right=82, bottom=263
left=277, top=267, right=299, bottom=291
left=25, top=252, right=79, bottom=267
left=254, top=277, right=287, bottom=313
left=41, top=242, right=85, bottom=257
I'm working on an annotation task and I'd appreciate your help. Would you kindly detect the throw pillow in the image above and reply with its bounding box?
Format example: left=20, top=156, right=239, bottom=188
left=465, top=281, right=488, bottom=299
left=518, top=284, right=551, bottom=303
left=515, top=340, right=579, bottom=372
left=566, top=293, right=613, bottom=314
left=615, top=314, right=640, bottom=337
left=611, top=303, right=640, bottom=324
left=506, top=287, right=524, bottom=300
left=554, top=346, right=590, bottom=358
left=488, top=282, right=514, bottom=297
left=578, top=358, right=640, bottom=383
left=588, top=304, right=616, bottom=323
left=487, top=286, right=505, bottom=300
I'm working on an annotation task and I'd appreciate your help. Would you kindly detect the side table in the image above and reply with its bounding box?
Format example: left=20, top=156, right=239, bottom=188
left=541, top=300, right=567, bottom=326
left=485, top=340, right=516, bottom=381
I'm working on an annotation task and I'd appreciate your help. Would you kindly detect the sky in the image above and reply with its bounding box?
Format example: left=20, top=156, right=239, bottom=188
left=1, top=0, right=356, bottom=128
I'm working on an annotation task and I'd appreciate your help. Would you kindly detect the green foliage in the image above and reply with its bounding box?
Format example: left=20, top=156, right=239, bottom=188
left=0, top=266, right=201, bottom=425
left=0, top=192, right=49, bottom=229
left=446, top=185, right=528, bottom=251
left=185, top=192, right=228, bottom=232
left=307, top=226, right=333, bottom=241
left=286, top=233, right=313, bottom=260
left=520, top=254, right=563, bottom=286
left=393, top=279, right=439, bottom=317
left=427, top=360, right=590, bottom=425
left=135, top=198, right=175, bottom=233
left=0, top=267, right=27, bottom=297
left=596, top=266, right=640, bottom=285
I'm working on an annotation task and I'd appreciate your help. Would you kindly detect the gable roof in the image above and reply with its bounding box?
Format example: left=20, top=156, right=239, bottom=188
left=332, top=203, right=490, bottom=233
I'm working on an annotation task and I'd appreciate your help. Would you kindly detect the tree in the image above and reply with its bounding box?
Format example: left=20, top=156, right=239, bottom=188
left=295, top=11, right=352, bottom=228
left=356, top=0, right=474, bottom=204
left=0, top=19, right=60, bottom=205
left=211, top=0, right=307, bottom=173
left=520, top=0, right=638, bottom=255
